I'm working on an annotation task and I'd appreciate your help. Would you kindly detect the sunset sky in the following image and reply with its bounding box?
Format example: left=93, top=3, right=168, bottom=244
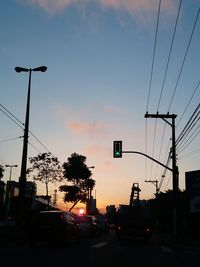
left=1, top=0, right=200, bottom=213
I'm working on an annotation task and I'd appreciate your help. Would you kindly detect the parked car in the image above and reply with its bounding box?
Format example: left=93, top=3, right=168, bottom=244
left=73, top=214, right=100, bottom=238
left=29, top=210, right=80, bottom=246
left=96, top=214, right=109, bottom=233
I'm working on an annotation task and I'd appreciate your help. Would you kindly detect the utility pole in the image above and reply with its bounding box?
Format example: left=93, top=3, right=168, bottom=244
left=145, top=180, right=159, bottom=197
left=5, top=164, right=18, bottom=221
left=145, top=112, right=179, bottom=241
left=53, top=189, right=57, bottom=206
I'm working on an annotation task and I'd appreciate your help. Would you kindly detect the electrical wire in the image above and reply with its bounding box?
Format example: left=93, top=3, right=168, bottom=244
left=29, top=131, right=51, bottom=153
left=0, top=102, right=52, bottom=154
left=0, top=107, right=24, bottom=130
left=180, top=148, right=200, bottom=159
left=178, top=123, right=200, bottom=154
left=177, top=79, right=200, bottom=128
left=0, top=103, right=24, bottom=126
left=168, top=8, right=200, bottom=111
left=146, top=0, right=161, bottom=112
left=153, top=122, right=167, bottom=181
left=157, top=0, right=183, bottom=111
left=0, top=136, right=22, bottom=144
left=147, top=1, right=182, bottom=186
left=177, top=112, right=200, bottom=150
left=28, top=142, right=42, bottom=153
left=145, top=0, right=161, bottom=182
left=176, top=102, right=200, bottom=146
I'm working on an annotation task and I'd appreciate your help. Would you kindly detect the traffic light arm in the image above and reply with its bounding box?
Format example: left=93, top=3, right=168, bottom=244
left=122, top=151, right=172, bottom=172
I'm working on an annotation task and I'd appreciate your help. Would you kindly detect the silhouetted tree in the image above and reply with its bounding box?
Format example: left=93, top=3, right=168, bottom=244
left=28, top=152, right=63, bottom=197
left=59, top=153, right=95, bottom=211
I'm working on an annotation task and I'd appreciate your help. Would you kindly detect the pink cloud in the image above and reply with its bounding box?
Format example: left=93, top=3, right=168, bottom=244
left=103, top=105, right=120, bottom=114
left=68, top=121, right=107, bottom=137
left=18, top=0, right=77, bottom=14
left=19, top=0, right=177, bottom=17
left=99, top=0, right=176, bottom=13
left=84, top=145, right=109, bottom=156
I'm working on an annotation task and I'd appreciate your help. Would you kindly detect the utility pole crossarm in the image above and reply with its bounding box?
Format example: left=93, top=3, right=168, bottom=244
left=145, top=113, right=177, bottom=126
left=145, top=112, right=177, bottom=119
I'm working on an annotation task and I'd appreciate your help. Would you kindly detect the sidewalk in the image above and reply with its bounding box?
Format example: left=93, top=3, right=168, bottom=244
left=0, top=224, right=29, bottom=247
left=153, top=230, right=200, bottom=250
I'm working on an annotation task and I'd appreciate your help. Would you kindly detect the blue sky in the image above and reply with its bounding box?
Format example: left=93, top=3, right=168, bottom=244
left=1, top=0, right=200, bottom=212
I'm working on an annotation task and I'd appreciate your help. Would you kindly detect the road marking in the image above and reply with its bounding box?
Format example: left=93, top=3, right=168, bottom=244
left=92, top=242, right=107, bottom=248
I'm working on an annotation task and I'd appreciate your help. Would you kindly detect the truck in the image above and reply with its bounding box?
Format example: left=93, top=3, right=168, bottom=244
left=115, top=183, right=154, bottom=242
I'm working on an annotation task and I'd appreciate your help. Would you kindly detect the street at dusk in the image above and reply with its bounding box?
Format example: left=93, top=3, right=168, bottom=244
left=1, top=0, right=200, bottom=209
left=1, top=1, right=200, bottom=265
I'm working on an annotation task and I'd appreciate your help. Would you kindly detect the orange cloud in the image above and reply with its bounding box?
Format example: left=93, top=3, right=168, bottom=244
left=68, top=121, right=107, bottom=137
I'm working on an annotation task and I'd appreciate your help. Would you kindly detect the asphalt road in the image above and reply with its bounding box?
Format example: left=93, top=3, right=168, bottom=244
left=1, top=230, right=200, bottom=267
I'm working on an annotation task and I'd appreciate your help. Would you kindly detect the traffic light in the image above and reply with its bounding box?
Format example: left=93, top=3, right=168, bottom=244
left=113, top=141, right=122, bottom=158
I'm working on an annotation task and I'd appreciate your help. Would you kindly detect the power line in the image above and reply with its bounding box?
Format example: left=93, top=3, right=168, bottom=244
left=158, top=138, right=171, bottom=191
left=29, top=131, right=51, bottom=153
left=28, top=142, right=42, bottom=153
left=0, top=103, right=24, bottom=126
left=168, top=8, right=200, bottom=111
left=180, top=148, right=200, bottom=159
left=157, top=6, right=200, bottom=186
left=177, top=112, right=200, bottom=150
left=0, top=136, right=22, bottom=144
left=178, top=123, right=200, bottom=154
left=0, top=107, right=24, bottom=130
left=0, top=102, right=52, bottom=154
left=176, top=102, right=200, bottom=146
left=150, top=118, right=158, bottom=180
left=150, top=1, right=182, bottom=184
left=157, top=0, right=183, bottom=111
left=145, top=0, right=161, bottom=180
left=146, top=0, right=161, bottom=112
left=177, top=79, right=200, bottom=128
left=153, top=122, right=167, bottom=181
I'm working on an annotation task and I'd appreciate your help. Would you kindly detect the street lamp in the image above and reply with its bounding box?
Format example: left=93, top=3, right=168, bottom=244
left=15, top=66, right=47, bottom=223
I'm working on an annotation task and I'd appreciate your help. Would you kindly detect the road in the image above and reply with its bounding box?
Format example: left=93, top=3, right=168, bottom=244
left=1, top=230, right=200, bottom=267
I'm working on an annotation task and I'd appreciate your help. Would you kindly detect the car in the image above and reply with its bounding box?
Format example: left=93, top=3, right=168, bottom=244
left=28, top=210, right=80, bottom=246
left=73, top=214, right=100, bottom=238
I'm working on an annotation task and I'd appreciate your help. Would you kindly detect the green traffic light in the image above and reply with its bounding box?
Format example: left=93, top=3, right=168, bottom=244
left=113, top=140, right=122, bottom=158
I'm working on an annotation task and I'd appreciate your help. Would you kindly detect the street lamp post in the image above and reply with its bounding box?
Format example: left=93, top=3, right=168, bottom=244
left=15, top=66, right=47, bottom=224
